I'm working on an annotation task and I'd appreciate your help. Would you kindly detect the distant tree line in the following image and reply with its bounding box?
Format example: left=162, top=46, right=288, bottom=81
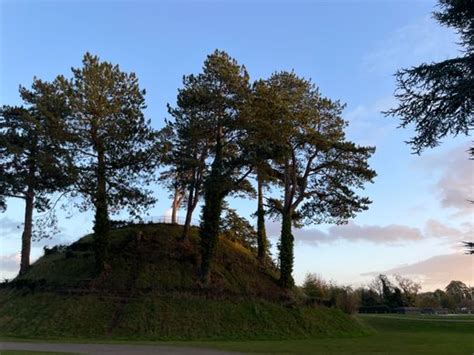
left=302, top=273, right=421, bottom=314
left=302, top=273, right=473, bottom=314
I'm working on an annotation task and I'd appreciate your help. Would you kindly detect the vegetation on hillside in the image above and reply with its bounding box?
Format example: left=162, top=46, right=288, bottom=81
left=0, top=224, right=368, bottom=340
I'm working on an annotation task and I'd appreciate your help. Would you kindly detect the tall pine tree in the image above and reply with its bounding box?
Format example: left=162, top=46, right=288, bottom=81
left=56, top=53, right=160, bottom=272
left=245, top=80, right=283, bottom=262
left=262, top=72, right=376, bottom=288
left=161, top=105, right=210, bottom=239
left=0, top=79, right=73, bottom=274
left=169, top=50, right=253, bottom=284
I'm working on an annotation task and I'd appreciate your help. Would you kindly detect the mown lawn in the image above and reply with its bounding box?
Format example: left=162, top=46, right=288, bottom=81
left=175, top=314, right=474, bottom=354
left=1, top=314, right=472, bottom=354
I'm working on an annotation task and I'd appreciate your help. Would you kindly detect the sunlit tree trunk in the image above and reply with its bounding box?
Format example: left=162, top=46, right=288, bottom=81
left=182, top=183, right=199, bottom=240
left=171, top=187, right=184, bottom=224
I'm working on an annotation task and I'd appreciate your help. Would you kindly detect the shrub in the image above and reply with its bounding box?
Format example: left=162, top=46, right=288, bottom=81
left=302, top=273, right=330, bottom=302
left=43, top=244, right=67, bottom=256
left=302, top=274, right=360, bottom=314
left=331, top=286, right=360, bottom=314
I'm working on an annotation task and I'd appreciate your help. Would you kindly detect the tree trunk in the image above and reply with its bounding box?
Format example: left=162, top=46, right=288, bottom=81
left=171, top=187, right=179, bottom=224
left=279, top=209, right=294, bottom=288
left=199, top=185, right=223, bottom=285
left=256, top=172, right=268, bottom=262
left=200, top=134, right=224, bottom=285
left=171, top=187, right=185, bottom=224
left=19, top=188, right=34, bottom=275
left=94, top=146, right=109, bottom=273
left=181, top=184, right=197, bottom=240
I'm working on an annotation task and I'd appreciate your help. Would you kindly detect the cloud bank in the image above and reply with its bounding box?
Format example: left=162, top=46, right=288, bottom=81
left=266, top=216, right=471, bottom=247
left=267, top=220, right=423, bottom=245
left=362, top=253, right=473, bottom=291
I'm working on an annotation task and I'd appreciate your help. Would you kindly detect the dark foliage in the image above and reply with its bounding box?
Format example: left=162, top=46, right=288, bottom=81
left=168, top=50, right=253, bottom=284
left=55, top=53, right=161, bottom=272
left=385, top=0, right=473, bottom=154
left=0, top=80, right=73, bottom=274
left=261, top=72, right=376, bottom=287
left=221, top=206, right=258, bottom=253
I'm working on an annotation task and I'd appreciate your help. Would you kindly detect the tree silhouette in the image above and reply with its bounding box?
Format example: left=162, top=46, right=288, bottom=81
left=169, top=51, right=253, bottom=284
left=385, top=0, right=473, bottom=154
left=462, top=241, right=474, bottom=254
left=262, top=72, right=376, bottom=288
left=57, top=53, right=161, bottom=272
left=0, top=79, right=73, bottom=274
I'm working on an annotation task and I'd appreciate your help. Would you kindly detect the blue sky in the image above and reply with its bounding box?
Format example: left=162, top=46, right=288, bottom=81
left=1, top=0, right=472, bottom=290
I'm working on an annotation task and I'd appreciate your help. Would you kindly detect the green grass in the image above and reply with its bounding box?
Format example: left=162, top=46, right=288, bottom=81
left=171, top=314, right=474, bottom=354
left=0, top=352, right=74, bottom=355
left=359, top=313, right=474, bottom=321
left=0, top=290, right=367, bottom=340
left=1, top=314, right=472, bottom=354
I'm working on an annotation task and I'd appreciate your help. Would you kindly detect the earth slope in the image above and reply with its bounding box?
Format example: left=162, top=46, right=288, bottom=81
left=0, top=223, right=368, bottom=340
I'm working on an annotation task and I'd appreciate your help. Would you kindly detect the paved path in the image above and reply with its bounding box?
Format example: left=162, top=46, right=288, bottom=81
left=0, top=341, right=239, bottom=354
left=361, top=315, right=474, bottom=322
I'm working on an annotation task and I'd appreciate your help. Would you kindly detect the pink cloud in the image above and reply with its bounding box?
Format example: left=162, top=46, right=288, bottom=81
left=362, top=253, right=473, bottom=291
left=266, top=220, right=423, bottom=245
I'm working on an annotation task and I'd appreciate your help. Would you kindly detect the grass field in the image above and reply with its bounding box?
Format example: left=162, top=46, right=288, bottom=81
left=1, top=314, right=473, bottom=354
left=173, top=313, right=474, bottom=354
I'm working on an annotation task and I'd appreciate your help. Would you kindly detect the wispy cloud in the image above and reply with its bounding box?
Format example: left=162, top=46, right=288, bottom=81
left=0, top=253, right=20, bottom=273
left=0, top=216, right=22, bottom=236
left=345, top=96, right=396, bottom=122
left=344, top=95, right=398, bottom=145
left=363, top=15, right=459, bottom=75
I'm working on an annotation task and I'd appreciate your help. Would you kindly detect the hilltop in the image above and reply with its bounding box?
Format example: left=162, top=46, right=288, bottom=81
left=0, top=223, right=368, bottom=340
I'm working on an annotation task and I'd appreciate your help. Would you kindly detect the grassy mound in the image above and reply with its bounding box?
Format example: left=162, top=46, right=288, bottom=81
left=0, top=223, right=368, bottom=340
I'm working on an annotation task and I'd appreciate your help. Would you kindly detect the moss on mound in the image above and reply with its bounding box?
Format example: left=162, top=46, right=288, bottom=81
left=0, top=224, right=368, bottom=340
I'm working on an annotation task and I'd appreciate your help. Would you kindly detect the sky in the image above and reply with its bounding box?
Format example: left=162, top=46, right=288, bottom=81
left=0, top=0, right=472, bottom=291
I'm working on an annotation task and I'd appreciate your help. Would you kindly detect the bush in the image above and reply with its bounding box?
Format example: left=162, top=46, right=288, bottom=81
left=110, top=219, right=131, bottom=229
left=43, top=244, right=67, bottom=256
left=332, top=286, right=360, bottom=314
left=302, top=274, right=360, bottom=314
left=302, top=273, right=330, bottom=302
